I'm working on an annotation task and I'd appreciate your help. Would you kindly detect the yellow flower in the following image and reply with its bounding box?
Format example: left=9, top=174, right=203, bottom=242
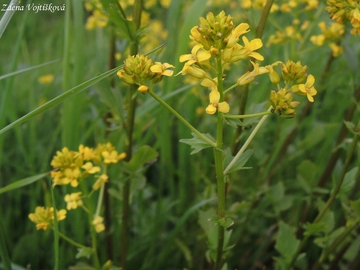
left=179, top=44, right=211, bottom=74
left=86, top=10, right=108, bottom=30
left=150, top=62, right=175, bottom=77
left=64, top=192, right=83, bottom=210
left=93, top=174, right=108, bottom=190
left=150, top=62, right=175, bottom=83
left=226, top=23, right=250, bottom=48
left=78, top=145, right=96, bottom=161
left=293, top=74, right=317, bottom=102
left=82, top=162, right=101, bottom=174
left=102, top=150, right=126, bottom=164
left=38, top=74, right=54, bottom=84
left=28, top=207, right=67, bottom=230
left=63, top=167, right=81, bottom=187
left=92, top=216, right=105, bottom=233
left=205, top=90, right=230, bottom=115
left=241, top=36, right=264, bottom=61
left=329, top=42, right=343, bottom=57
left=310, top=35, right=325, bottom=46
left=237, top=61, right=268, bottom=85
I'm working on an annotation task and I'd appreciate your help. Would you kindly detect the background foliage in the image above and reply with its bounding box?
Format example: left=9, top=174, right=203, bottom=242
left=1, top=0, right=360, bottom=269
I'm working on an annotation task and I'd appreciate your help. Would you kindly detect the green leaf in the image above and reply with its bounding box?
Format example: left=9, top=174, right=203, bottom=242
left=223, top=148, right=253, bottom=174
left=275, top=222, right=300, bottom=261
left=316, top=199, right=335, bottom=232
left=0, top=172, right=48, bottom=195
left=123, top=145, right=158, bottom=173
left=297, top=160, right=318, bottom=194
left=303, top=222, right=327, bottom=237
left=350, top=198, right=360, bottom=219
left=75, top=248, right=93, bottom=259
left=344, top=121, right=360, bottom=135
left=224, top=117, right=245, bottom=128
left=336, top=167, right=358, bottom=198
left=179, top=132, right=215, bottom=154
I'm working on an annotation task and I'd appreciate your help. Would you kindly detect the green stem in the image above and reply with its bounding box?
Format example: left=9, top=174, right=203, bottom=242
left=50, top=181, right=59, bottom=270
left=224, top=107, right=272, bottom=175
left=225, top=111, right=271, bottom=119
left=286, top=123, right=360, bottom=270
left=214, top=55, right=226, bottom=270
left=148, top=89, right=216, bottom=147
left=121, top=1, right=143, bottom=269
left=0, top=213, right=12, bottom=270
left=80, top=183, right=101, bottom=269
left=58, top=231, right=92, bottom=251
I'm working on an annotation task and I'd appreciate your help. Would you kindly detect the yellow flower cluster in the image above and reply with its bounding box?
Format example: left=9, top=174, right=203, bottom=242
left=240, top=0, right=318, bottom=12
left=326, top=0, right=360, bottom=35
left=179, top=11, right=265, bottom=115
left=267, top=60, right=317, bottom=118
left=51, top=143, right=126, bottom=191
left=117, top=54, right=174, bottom=93
left=310, top=21, right=345, bottom=57
left=28, top=206, right=67, bottom=230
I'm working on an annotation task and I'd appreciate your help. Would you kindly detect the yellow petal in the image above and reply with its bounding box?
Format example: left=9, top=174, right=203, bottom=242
left=205, top=104, right=217, bottom=114
left=209, top=90, right=220, bottom=104
left=306, top=74, right=315, bottom=86
left=218, top=102, right=230, bottom=113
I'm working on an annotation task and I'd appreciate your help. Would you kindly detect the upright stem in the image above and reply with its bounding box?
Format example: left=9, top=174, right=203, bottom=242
left=80, top=183, right=101, bottom=269
left=214, top=55, right=226, bottom=270
left=120, top=1, right=143, bottom=269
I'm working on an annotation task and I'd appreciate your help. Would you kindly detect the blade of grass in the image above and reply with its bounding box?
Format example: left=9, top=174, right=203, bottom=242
left=0, top=0, right=20, bottom=38
left=0, top=172, right=48, bottom=195
left=0, top=59, right=60, bottom=81
left=0, top=65, right=123, bottom=136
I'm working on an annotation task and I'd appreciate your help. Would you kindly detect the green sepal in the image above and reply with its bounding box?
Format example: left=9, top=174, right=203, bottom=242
left=179, top=132, right=215, bottom=154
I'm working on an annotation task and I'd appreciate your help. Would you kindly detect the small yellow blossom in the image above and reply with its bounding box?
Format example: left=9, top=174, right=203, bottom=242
left=92, top=216, right=105, bottom=233
left=29, top=207, right=67, bottom=230
left=237, top=61, right=268, bottom=85
left=292, top=74, right=317, bottom=102
left=150, top=62, right=175, bottom=83
left=63, top=167, right=81, bottom=187
left=86, top=10, right=108, bottom=30
left=329, top=42, right=343, bottom=57
left=93, top=174, right=108, bottom=190
left=38, top=74, right=54, bottom=84
left=78, top=145, right=96, bottom=161
left=102, top=150, right=126, bottom=164
left=64, top=192, right=83, bottom=210
left=205, top=90, right=230, bottom=115
left=82, top=162, right=101, bottom=174
left=179, top=44, right=211, bottom=72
